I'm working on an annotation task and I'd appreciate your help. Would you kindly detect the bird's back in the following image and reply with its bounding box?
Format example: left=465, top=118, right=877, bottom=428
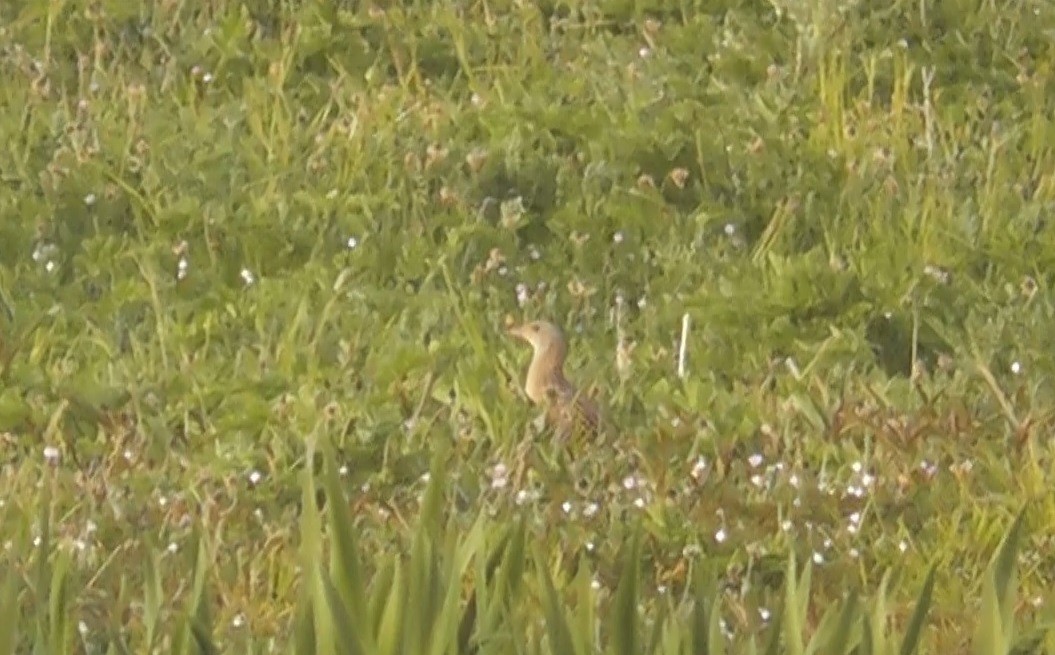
left=548, top=377, right=602, bottom=440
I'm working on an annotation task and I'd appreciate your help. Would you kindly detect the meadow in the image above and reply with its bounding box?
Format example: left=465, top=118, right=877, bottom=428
left=1, top=0, right=1055, bottom=652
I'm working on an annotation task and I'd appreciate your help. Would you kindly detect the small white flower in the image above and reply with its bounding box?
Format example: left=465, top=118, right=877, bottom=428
left=346, top=236, right=359, bottom=249
left=248, top=470, right=262, bottom=485
left=812, top=551, right=825, bottom=564
left=622, top=475, right=637, bottom=490
left=690, top=456, right=708, bottom=480
left=561, top=501, right=573, bottom=514
left=515, top=489, right=539, bottom=506
left=1011, top=361, right=1022, bottom=375
left=613, top=231, right=624, bottom=244
left=84, top=193, right=97, bottom=206
left=759, top=608, right=771, bottom=621
left=43, top=446, right=60, bottom=464
left=714, top=528, right=727, bottom=543
left=231, top=614, right=245, bottom=628
left=240, top=268, right=255, bottom=285
left=167, top=542, right=178, bottom=554
left=583, top=502, right=599, bottom=518
left=633, top=497, right=646, bottom=508
left=747, top=453, right=763, bottom=468
left=898, top=540, right=909, bottom=553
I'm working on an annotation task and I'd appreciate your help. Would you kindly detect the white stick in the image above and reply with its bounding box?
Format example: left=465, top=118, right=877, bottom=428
left=677, top=313, right=690, bottom=379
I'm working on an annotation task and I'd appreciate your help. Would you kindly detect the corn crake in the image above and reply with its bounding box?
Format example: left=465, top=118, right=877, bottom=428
left=506, top=320, right=602, bottom=441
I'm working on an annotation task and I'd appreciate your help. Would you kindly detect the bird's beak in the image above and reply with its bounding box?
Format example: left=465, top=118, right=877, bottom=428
left=506, top=324, right=525, bottom=340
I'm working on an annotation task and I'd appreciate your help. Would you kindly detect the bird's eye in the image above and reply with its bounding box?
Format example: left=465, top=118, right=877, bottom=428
left=529, top=324, right=539, bottom=332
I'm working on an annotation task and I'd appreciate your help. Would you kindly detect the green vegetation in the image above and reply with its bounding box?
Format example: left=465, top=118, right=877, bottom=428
left=2, top=0, right=1055, bottom=652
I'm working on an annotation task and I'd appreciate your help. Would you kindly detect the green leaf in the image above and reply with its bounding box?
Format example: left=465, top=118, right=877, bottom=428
left=0, top=390, right=33, bottom=431
left=0, top=568, right=18, bottom=654
left=320, top=443, right=371, bottom=649
left=900, top=564, right=937, bottom=655
left=610, top=526, right=642, bottom=655
left=534, top=544, right=576, bottom=655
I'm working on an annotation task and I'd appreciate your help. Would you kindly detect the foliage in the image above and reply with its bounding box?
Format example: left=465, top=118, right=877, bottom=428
left=1, top=0, right=1055, bottom=652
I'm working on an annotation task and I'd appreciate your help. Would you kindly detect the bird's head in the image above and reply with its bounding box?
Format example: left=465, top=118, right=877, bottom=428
left=506, top=320, right=567, bottom=355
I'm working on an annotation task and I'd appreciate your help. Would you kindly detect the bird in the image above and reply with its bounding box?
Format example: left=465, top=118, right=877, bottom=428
left=506, top=320, right=601, bottom=440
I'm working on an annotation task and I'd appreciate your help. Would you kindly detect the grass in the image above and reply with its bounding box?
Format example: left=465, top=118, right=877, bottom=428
left=2, top=0, right=1055, bottom=652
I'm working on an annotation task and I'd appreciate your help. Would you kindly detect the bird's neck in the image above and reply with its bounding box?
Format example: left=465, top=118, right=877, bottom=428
left=525, top=345, right=570, bottom=404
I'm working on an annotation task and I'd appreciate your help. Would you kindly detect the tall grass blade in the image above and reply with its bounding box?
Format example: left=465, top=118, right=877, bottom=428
left=783, top=551, right=805, bottom=655
left=142, top=546, right=161, bottom=650
left=609, top=526, right=642, bottom=655
left=869, top=568, right=897, bottom=655
left=319, top=442, right=371, bottom=650
left=429, top=516, right=485, bottom=655
left=318, top=567, right=365, bottom=655
left=690, top=565, right=710, bottom=655
left=458, top=519, right=509, bottom=654
left=571, top=557, right=596, bottom=655
left=0, top=568, right=17, bottom=655
left=534, top=544, right=576, bottom=655
left=899, top=564, right=937, bottom=655
left=291, top=585, right=317, bottom=655
left=807, top=591, right=858, bottom=655
left=47, top=548, right=71, bottom=654
left=375, top=558, right=405, bottom=655
left=974, top=508, right=1026, bottom=655
left=34, top=479, right=53, bottom=650
left=188, top=623, right=220, bottom=655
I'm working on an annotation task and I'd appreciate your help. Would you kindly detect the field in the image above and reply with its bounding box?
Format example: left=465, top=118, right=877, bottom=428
left=2, top=0, right=1055, bottom=652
